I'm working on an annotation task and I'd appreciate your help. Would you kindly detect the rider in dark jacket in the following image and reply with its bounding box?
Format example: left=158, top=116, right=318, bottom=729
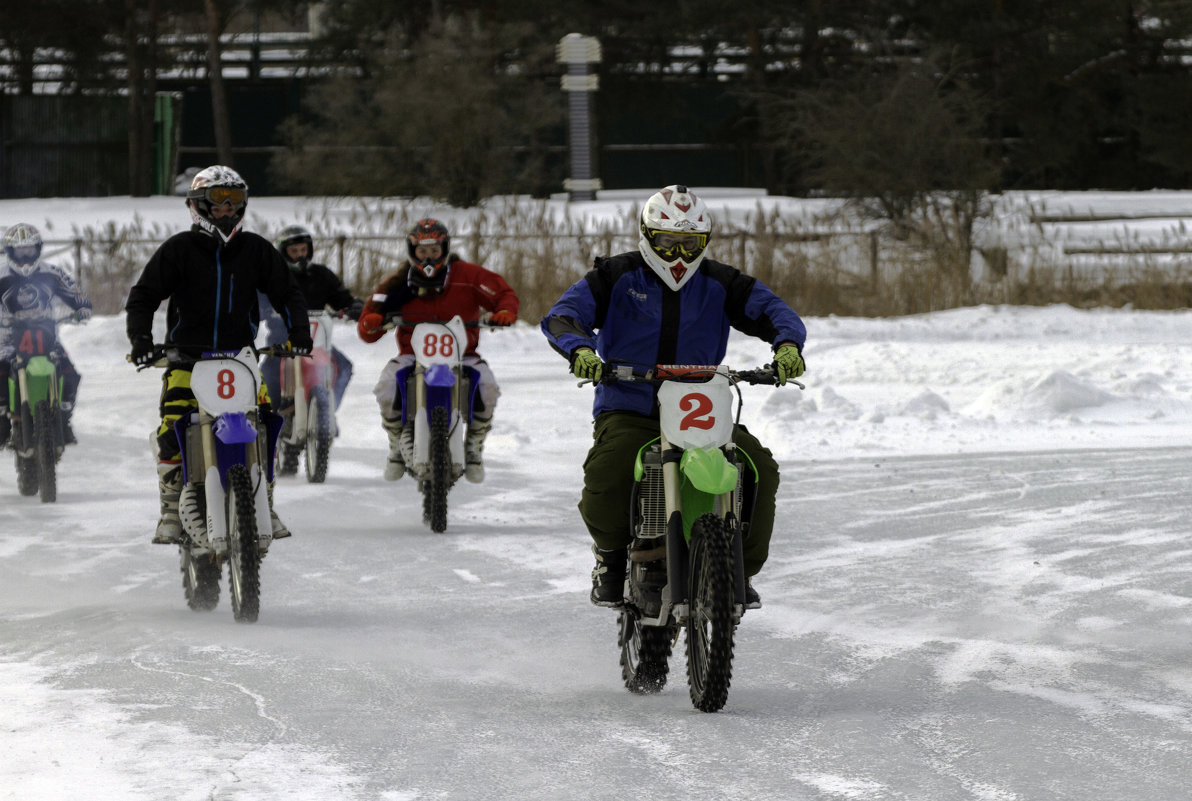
left=258, top=224, right=362, bottom=411
left=542, top=185, right=806, bottom=609
left=125, top=165, right=310, bottom=545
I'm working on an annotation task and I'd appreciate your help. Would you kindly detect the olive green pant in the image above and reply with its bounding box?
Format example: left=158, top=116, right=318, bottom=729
left=579, top=411, right=778, bottom=577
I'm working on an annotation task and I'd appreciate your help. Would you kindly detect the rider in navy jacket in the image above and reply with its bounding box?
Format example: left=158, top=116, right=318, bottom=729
left=541, top=185, right=806, bottom=610
left=542, top=250, right=805, bottom=417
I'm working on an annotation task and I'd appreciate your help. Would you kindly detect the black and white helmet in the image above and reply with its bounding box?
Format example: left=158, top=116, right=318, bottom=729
left=3, top=222, right=43, bottom=276
left=186, top=165, right=248, bottom=243
left=276, top=224, right=314, bottom=272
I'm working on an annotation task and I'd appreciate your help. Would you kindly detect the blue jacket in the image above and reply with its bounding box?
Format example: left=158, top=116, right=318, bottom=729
left=541, top=251, right=806, bottom=418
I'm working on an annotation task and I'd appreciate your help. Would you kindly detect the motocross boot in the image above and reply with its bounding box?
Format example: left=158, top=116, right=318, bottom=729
left=745, top=579, right=762, bottom=610
left=0, top=406, right=9, bottom=448
left=267, top=481, right=291, bottom=539
left=590, top=545, right=628, bottom=607
left=381, top=416, right=406, bottom=481
left=464, top=418, right=493, bottom=484
left=153, top=461, right=184, bottom=544
left=60, top=402, right=76, bottom=445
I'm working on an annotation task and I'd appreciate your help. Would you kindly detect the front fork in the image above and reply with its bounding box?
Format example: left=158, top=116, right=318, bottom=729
left=406, top=364, right=476, bottom=470
left=659, top=437, right=747, bottom=623
left=183, top=410, right=277, bottom=555
left=13, top=358, right=62, bottom=452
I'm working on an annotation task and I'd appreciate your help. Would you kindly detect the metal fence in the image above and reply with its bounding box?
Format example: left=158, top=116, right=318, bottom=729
left=43, top=228, right=884, bottom=321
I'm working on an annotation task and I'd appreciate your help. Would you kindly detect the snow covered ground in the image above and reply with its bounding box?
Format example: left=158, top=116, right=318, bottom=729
left=3, top=305, right=1192, bottom=799
left=3, top=195, right=1192, bottom=799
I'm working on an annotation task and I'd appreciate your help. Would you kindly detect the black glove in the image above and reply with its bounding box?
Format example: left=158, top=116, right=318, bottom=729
left=287, top=328, right=314, bottom=355
left=130, top=334, right=155, bottom=366
left=345, top=299, right=364, bottom=321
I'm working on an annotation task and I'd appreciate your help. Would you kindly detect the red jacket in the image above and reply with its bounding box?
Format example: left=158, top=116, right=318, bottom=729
left=358, top=259, right=518, bottom=355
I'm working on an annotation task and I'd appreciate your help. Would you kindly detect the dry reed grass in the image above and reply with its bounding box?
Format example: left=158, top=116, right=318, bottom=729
left=60, top=197, right=1192, bottom=320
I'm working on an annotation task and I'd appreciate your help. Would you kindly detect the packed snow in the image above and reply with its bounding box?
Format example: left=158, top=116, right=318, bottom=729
left=2, top=195, right=1192, bottom=800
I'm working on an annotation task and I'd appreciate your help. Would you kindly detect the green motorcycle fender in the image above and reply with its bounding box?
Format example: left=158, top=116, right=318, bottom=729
left=678, top=446, right=739, bottom=541
left=680, top=446, right=739, bottom=495
left=16, top=356, right=58, bottom=409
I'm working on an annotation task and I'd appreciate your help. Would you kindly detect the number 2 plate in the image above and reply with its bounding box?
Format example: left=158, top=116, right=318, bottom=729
left=658, top=374, right=735, bottom=450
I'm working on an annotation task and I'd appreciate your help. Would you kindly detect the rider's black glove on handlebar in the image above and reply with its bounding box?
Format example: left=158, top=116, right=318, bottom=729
left=130, top=334, right=155, bottom=366
left=287, top=328, right=314, bottom=355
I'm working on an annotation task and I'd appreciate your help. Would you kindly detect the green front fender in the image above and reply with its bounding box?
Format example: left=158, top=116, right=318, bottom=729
left=17, top=356, right=58, bottom=408
left=680, top=446, right=739, bottom=495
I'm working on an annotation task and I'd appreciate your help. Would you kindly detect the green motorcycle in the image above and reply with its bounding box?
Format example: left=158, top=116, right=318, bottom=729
left=591, top=361, right=797, bottom=712
left=5, top=319, right=69, bottom=503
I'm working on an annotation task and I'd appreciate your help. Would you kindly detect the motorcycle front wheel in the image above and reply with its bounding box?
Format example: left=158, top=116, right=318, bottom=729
left=225, top=464, right=261, bottom=623
left=304, top=385, right=332, bottom=484
left=34, top=401, right=57, bottom=504
left=422, top=406, right=451, bottom=533
left=685, top=513, right=737, bottom=712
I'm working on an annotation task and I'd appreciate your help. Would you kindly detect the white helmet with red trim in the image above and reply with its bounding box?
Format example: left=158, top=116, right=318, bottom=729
left=638, top=184, right=712, bottom=291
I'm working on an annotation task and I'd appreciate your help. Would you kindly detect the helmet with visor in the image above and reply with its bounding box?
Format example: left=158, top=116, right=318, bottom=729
left=406, top=218, right=452, bottom=294
left=276, top=224, right=315, bottom=272
left=638, top=185, right=711, bottom=291
left=3, top=223, right=43, bottom=275
left=186, top=165, right=248, bottom=243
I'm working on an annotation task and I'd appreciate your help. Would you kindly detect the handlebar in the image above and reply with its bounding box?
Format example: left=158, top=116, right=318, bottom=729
left=592, top=362, right=802, bottom=389
left=127, top=343, right=308, bottom=371
left=379, top=313, right=505, bottom=332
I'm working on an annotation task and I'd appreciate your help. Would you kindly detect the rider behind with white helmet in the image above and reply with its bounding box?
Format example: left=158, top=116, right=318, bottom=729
left=0, top=222, right=92, bottom=446
left=541, top=184, right=807, bottom=609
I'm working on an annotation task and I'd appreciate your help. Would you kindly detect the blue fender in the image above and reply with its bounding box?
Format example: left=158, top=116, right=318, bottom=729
left=424, top=363, right=456, bottom=417
left=214, top=412, right=258, bottom=445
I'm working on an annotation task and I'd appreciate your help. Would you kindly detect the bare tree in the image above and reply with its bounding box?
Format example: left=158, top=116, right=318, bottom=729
left=124, top=0, right=161, bottom=195
left=203, top=0, right=235, bottom=166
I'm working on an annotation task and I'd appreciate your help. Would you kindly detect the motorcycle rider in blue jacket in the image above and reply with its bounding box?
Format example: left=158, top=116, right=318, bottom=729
left=541, top=185, right=806, bottom=609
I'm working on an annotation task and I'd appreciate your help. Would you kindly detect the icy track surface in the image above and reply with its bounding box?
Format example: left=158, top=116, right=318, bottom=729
left=3, top=306, right=1192, bottom=800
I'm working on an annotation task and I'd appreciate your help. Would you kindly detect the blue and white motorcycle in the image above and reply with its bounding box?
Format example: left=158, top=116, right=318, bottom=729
left=142, top=345, right=293, bottom=622
left=383, top=314, right=481, bottom=533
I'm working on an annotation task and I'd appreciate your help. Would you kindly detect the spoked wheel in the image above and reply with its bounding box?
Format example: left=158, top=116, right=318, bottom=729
left=225, top=464, right=261, bottom=623
left=180, top=547, right=221, bottom=611
left=422, top=406, right=451, bottom=532
left=619, top=609, right=675, bottom=694
left=34, top=401, right=57, bottom=504
left=304, top=386, right=332, bottom=483
left=686, top=513, right=737, bottom=712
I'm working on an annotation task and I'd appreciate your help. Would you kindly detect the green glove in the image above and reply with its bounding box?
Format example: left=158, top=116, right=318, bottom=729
left=571, top=348, right=603, bottom=382
left=774, top=344, right=804, bottom=385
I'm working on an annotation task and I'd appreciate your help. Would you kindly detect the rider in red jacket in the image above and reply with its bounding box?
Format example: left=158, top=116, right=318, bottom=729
left=358, top=218, right=519, bottom=483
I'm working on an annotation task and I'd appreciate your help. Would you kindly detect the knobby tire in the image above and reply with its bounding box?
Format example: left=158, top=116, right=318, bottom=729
left=686, top=513, right=737, bottom=712
left=619, top=610, right=674, bottom=694
left=226, top=464, right=261, bottom=623
left=35, top=400, right=56, bottom=504
left=423, top=406, right=450, bottom=533
left=304, top=385, right=332, bottom=484
left=180, top=547, right=221, bottom=611
left=278, top=441, right=301, bottom=476
left=15, top=420, right=37, bottom=496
